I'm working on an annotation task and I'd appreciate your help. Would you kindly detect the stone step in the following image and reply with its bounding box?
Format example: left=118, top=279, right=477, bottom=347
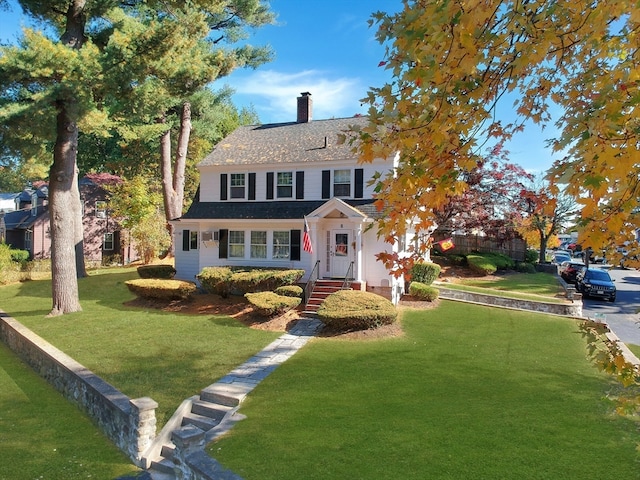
left=200, top=384, right=251, bottom=407
left=182, top=412, right=218, bottom=431
left=160, top=444, right=175, bottom=460
left=191, top=399, right=233, bottom=422
left=150, top=457, right=175, bottom=475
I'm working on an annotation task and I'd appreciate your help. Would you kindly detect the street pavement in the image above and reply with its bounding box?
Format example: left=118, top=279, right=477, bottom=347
left=581, top=266, right=640, bottom=346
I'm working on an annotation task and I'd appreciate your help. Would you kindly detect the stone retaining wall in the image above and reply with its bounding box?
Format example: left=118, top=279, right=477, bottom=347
left=435, top=285, right=583, bottom=317
left=0, top=311, right=157, bottom=467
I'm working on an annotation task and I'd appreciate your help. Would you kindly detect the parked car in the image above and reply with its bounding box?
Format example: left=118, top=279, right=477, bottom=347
left=551, top=252, right=572, bottom=265
left=575, top=267, right=616, bottom=302
left=559, top=261, right=585, bottom=284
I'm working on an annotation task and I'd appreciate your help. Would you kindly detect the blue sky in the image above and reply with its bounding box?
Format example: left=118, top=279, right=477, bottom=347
left=0, top=0, right=557, bottom=173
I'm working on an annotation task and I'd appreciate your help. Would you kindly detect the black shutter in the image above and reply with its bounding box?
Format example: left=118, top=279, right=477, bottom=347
left=321, top=170, right=330, bottom=199
left=248, top=173, right=256, bottom=200
left=182, top=229, right=190, bottom=251
left=218, top=229, right=228, bottom=258
left=296, top=171, right=304, bottom=199
left=290, top=229, right=301, bottom=261
left=355, top=168, right=364, bottom=198
left=220, top=174, right=228, bottom=200
left=266, top=172, right=274, bottom=199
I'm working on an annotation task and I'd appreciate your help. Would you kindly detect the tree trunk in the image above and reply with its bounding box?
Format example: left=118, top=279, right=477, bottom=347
left=47, top=0, right=87, bottom=316
left=160, top=102, right=191, bottom=256
left=48, top=103, right=82, bottom=316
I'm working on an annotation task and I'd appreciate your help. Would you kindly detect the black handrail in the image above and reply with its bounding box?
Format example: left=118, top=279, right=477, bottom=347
left=341, top=261, right=355, bottom=291
left=304, top=260, right=321, bottom=303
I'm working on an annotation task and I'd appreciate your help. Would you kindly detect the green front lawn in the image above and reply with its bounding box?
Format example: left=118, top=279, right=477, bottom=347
left=0, top=342, right=140, bottom=479
left=0, top=267, right=280, bottom=427
left=212, top=302, right=638, bottom=479
left=1, top=269, right=638, bottom=479
left=458, top=272, right=562, bottom=296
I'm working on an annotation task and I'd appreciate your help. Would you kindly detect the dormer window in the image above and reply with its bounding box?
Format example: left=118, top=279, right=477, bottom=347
left=96, top=201, right=107, bottom=218
left=31, top=192, right=38, bottom=216
left=230, top=174, right=245, bottom=199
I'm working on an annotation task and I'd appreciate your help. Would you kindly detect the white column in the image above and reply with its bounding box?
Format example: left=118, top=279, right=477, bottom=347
left=356, top=224, right=363, bottom=282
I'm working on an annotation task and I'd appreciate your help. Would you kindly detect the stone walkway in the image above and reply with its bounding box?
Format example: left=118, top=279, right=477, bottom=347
left=145, top=317, right=325, bottom=480
left=204, top=317, right=324, bottom=416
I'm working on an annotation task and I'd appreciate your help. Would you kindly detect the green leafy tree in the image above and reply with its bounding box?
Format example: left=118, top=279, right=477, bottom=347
left=107, top=175, right=170, bottom=264
left=354, top=0, right=639, bottom=276
left=0, top=0, right=274, bottom=315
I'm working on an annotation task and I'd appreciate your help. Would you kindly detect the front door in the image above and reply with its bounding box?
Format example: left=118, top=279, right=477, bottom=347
left=330, top=229, right=352, bottom=278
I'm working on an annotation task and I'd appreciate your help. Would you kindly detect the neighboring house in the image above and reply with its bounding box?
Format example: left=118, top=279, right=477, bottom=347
left=2, top=176, right=138, bottom=264
left=0, top=192, right=19, bottom=212
left=172, top=92, right=426, bottom=303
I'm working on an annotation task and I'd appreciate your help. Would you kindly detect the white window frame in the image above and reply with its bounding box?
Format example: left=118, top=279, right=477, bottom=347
left=31, top=193, right=38, bottom=216
left=230, top=174, right=246, bottom=199
left=333, top=169, right=351, bottom=197
left=277, top=172, right=293, bottom=198
left=103, top=232, right=115, bottom=251
left=189, top=231, right=199, bottom=250
left=250, top=231, right=267, bottom=259
left=273, top=231, right=290, bottom=259
left=96, top=200, right=107, bottom=218
left=229, top=230, right=245, bottom=258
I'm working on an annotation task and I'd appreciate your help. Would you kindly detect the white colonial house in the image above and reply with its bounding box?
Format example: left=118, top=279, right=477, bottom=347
left=172, top=93, right=425, bottom=304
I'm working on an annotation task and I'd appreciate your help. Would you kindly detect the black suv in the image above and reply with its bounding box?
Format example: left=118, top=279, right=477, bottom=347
left=575, top=268, right=616, bottom=302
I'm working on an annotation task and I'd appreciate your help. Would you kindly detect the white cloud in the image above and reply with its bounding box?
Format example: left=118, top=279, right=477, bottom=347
left=230, top=69, right=368, bottom=123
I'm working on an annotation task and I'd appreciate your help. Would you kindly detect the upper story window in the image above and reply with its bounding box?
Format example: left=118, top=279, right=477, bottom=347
left=333, top=169, right=351, bottom=197
left=273, top=231, right=290, bottom=259
left=229, top=230, right=245, bottom=258
left=230, top=174, right=245, bottom=199
left=96, top=200, right=107, bottom=218
left=277, top=172, right=293, bottom=198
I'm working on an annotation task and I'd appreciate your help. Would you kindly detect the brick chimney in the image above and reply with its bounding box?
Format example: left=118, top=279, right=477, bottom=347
left=297, top=92, right=312, bottom=123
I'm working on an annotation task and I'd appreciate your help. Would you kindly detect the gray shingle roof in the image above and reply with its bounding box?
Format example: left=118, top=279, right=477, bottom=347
left=181, top=199, right=384, bottom=220
left=198, top=116, right=368, bottom=167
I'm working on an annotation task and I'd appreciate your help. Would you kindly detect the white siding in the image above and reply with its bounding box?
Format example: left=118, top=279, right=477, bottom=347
left=174, top=224, right=202, bottom=282
left=198, top=158, right=390, bottom=203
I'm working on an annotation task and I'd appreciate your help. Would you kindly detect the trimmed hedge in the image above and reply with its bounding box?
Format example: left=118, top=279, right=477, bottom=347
left=197, top=267, right=304, bottom=297
left=317, top=290, right=397, bottom=332
left=467, top=252, right=515, bottom=275
left=245, top=292, right=301, bottom=317
left=197, top=267, right=233, bottom=297
left=274, top=285, right=304, bottom=298
left=409, top=282, right=440, bottom=301
left=137, top=264, right=176, bottom=279
left=410, top=262, right=441, bottom=285
left=125, top=279, right=197, bottom=300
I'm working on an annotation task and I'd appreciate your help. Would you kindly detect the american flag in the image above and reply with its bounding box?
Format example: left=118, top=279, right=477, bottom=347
left=303, top=217, right=313, bottom=254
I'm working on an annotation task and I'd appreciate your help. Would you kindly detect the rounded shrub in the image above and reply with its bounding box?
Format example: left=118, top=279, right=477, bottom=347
left=466, top=254, right=497, bottom=275
left=409, top=281, right=439, bottom=301
left=137, top=264, right=176, bottom=279
left=245, top=292, right=301, bottom=317
left=317, top=290, right=397, bottom=332
left=410, top=262, right=441, bottom=285
left=525, top=249, right=538, bottom=264
left=125, top=279, right=197, bottom=300
left=274, top=285, right=303, bottom=298
left=197, top=267, right=233, bottom=297
left=515, top=262, right=536, bottom=273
